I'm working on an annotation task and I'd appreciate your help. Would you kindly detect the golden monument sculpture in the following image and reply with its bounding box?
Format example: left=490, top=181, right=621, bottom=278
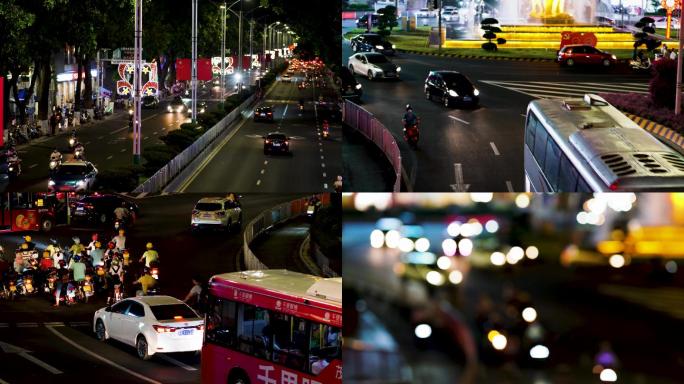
left=529, top=0, right=574, bottom=24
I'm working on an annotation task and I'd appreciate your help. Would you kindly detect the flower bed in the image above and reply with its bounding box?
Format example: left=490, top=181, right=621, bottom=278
left=599, top=92, right=684, bottom=133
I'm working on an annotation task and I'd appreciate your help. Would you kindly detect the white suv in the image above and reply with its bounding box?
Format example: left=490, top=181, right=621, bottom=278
left=191, top=196, right=243, bottom=232
left=93, top=296, right=204, bottom=360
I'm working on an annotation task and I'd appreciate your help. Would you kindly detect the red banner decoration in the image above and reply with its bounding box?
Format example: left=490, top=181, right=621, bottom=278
left=115, top=62, right=158, bottom=96
left=176, top=58, right=191, bottom=81
left=197, top=58, right=213, bottom=81
left=560, top=32, right=597, bottom=49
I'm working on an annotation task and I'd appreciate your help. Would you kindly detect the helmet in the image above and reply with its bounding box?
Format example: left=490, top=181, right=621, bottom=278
left=73, top=255, right=80, bottom=262
left=91, top=233, right=98, bottom=241
left=72, top=236, right=80, bottom=244
left=107, top=241, right=115, bottom=249
left=405, top=104, right=412, bottom=111
left=118, top=229, right=125, bottom=235
left=24, top=235, right=32, bottom=243
left=146, top=242, right=153, bottom=250
left=43, top=251, right=51, bottom=258
left=95, top=241, right=101, bottom=248
left=21, top=243, right=28, bottom=250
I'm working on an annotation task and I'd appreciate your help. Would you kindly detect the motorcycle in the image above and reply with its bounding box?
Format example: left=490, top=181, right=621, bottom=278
left=79, top=110, right=90, bottom=124
left=44, top=269, right=58, bottom=296
left=629, top=58, right=652, bottom=72
left=65, top=280, right=80, bottom=305
left=7, top=158, right=22, bottom=179
left=27, top=124, right=41, bottom=139
left=8, top=128, right=28, bottom=145
left=403, top=123, right=420, bottom=149
left=73, top=145, right=85, bottom=161
left=68, top=133, right=78, bottom=150
left=21, top=269, right=37, bottom=296
left=81, top=275, right=95, bottom=303
left=49, top=157, right=62, bottom=172
left=94, top=265, right=108, bottom=293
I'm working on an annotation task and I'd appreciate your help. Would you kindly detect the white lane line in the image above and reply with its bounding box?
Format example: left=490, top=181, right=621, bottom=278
left=322, top=172, right=326, bottom=178
left=264, top=160, right=268, bottom=165
left=29, top=164, right=37, bottom=169
left=106, top=155, right=113, bottom=160
left=449, top=115, right=470, bottom=125
left=319, top=148, right=323, bottom=152
left=324, top=183, right=328, bottom=189
left=45, top=326, right=161, bottom=384
left=16, top=322, right=38, bottom=328
left=320, top=155, right=324, bottom=160
left=69, top=321, right=90, bottom=327
left=120, top=148, right=126, bottom=153
left=0, top=377, right=10, bottom=384
left=98, top=136, right=104, bottom=139
left=144, top=136, right=149, bottom=140
left=153, top=131, right=158, bottom=135
left=109, top=127, right=126, bottom=135
left=256, top=179, right=261, bottom=186
left=0, top=323, right=8, bottom=328
left=321, top=163, right=326, bottom=168
left=44, top=322, right=65, bottom=327
left=158, top=354, right=198, bottom=371
left=260, top=169, right=265, bottom=174
left=0, top=341, right=63, bottom=375
left=506, top=181, right=514, bottom=192
left=520, top=114, right=527, bottom=118
left=490, top=142, right=500, bottom=156
left=85, top=141, right=91, bottom=145
left=142, top=113, right=159, bottom=122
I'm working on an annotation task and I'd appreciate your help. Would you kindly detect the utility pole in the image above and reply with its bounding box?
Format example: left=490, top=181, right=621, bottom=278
left=133, top=0, right=142, bottom=164
left=438, top=0, right=442, bottom=53
left=249, top=19, right=254, bottom=75
left=221, top=3, right=227, bottom=103
left=238, top=2, right=243, bottom=91
left=191, top=0, right=198, bottom=123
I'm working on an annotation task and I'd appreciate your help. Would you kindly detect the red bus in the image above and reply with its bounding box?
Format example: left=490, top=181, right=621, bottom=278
left=0, top=192, right=68, bottom=233
left=201, top=270, right=342, bottom=384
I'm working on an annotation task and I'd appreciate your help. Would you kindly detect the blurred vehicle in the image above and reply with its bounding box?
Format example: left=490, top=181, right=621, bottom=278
left=263, top=132, right=291, bottom=155
left=48, top=161, right=98, bottom=192
left=253, top=106, right=274, bottom=122
left=356, top=14, right=381, bottom=28
left=0, top=192, right=61, bottom=233
left=142, top=96, right=159, bottom=109
left=191, top=196, right=242, bottom=232
left=414, top=8, right=436, bottom=18
left=654, top=17, right=680, bottom=30
left=186, top=101, right=207, bottom=115
left=281, top=74, right=292, bottom=82
left=339, top=67, right=363, bottom=101
left=596, top=16, right=615, bottom=27
left=350, top=33, right=396, bottom=55
left=348, top=52, right=401, bottom=80
left=70, top=194, right=140, bottom=226
left=442, top=9, right=460, bottom=22
left=93, top=296, right=204, bottom=360
left=557, top=45, right=617, bottom=68
left=424, top=70, right=480, bottom=108
left=167, top=96, right=188, bottom=113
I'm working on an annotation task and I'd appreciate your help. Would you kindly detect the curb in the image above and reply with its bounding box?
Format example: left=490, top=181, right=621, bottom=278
left=625, top=113, right=684, bottom=153
left=396, top=48, right=633, bottom=64
left=298, top=234, right=323, bottom=276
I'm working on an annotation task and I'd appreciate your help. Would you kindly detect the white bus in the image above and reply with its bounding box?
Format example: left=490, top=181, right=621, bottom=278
left=525, top=94, right=684, bottom=192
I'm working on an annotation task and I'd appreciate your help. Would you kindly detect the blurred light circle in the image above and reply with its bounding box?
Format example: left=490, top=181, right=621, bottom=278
left=425, top=271, right=445, bottom=286
left=470, top=221, right=483, bottom=236
left=485, top=219, right=499, bottom=233
left=370, top=230, right=385, bottom=248
left=665, top=260, right=678, bottom=274
left=599, top=368, right=617, bottom=382
left=447, top=222, right=461, bottom=237
left=530, top=345, right=549, bottom=359
left=487, top=330, right=500, bottom=342
left=449, top=270, right=463, bottom=284
left=415, top=237, right=431, bottom=253
left=458, top=238, right=473, bottom=256
left=609, top=254, right=625, bottom=269
left=509, top=246, right=524, bottom=261
left=490, top=252, right=506, bottom=266
left=491, top=334, right=507, bottom=350
left=506, top=252, right=520, bottom=265
left=515, top=194, right=530, bottom=208
left=576, top=211, right=588, bottom=225
left=437, top=256, right=452, bottom=270
left=470, top=192, right=493, bottom=203
left=415, top=324, right=432, bottom=339
left=385, top=230, right=401, bottom=248
left=442, top=238, right=457, bottom=256
left=522, top=307, right=537, bottom=323
left=398, top=238, right=415, bottom=253
left=525, top=246, right=539, bottom=259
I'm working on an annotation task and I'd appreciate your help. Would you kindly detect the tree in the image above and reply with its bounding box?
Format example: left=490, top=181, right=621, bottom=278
left=377, top=6, right=399, bottom=38
left=481, top=18, right=506, bottom=51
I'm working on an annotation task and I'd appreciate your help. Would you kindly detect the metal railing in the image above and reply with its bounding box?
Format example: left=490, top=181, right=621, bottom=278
left=243, top=194, right=329, bottom=270
left=133, top=94, right=256, bottom=194
left=343, top=101, right=402, bottom=192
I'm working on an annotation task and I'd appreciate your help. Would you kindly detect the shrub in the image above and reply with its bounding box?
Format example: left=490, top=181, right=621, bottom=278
left=96, top=167, right=140, bottom=192
left=160, top=129, right=197, bottom=152
left=600, top=92, right=684, bottom=133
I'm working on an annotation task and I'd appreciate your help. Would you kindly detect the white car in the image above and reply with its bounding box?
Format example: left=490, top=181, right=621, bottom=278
left=93, top=296, right=204, bottom=360
left=281, top=74, right=292, bottom=82
left=414, top=8, right=436, bottom=18
left=442, top=10, right=459, bottom=22
left=191, top=196, right=243, bottom=232
left=348, top=52, right=401, bottom=80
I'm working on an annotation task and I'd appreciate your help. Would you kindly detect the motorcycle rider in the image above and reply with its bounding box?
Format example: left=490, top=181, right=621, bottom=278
left=113, top=201, right=131, bottom=226
left=134, top=268, right=157, bottom=296
left=21, top=235, right=36, bottom=251
left=69, top=237, right=85, bottom=263
left=299, top=98, right=305, bottom=111
left=14, top=243, right=30, bottom=272
left=73, top=141, right=85, bottom=160
left=111, top=229, right=126, bottom=251
left=39, top=251, right=54, bottom=271
left=90, top=241, right=104, bottom=267
left=139, top=242, right=159, bottom=268
left=334, top=175, right=343, bottom=193
left=86, top=233, right=99, bottom=255
left=50, top=149, right=63, bottom=164
left=68, top=254, right=86, bottom=283
left=322, top=120, right=330, bottom=137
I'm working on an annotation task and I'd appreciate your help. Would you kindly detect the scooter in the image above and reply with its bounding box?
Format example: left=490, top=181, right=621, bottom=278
left=73, top=145, right=85, bottom=161
left=49, top=158, right=62, bottom=172
left=403, top=124, right=419, bottom=149
left=7, top=158, right=22, bottom=179
left=629, top=58, right=652, bottom=72
left=81, top=275, right=95, bottom=303
left=68, top=132, right=78, bottom=150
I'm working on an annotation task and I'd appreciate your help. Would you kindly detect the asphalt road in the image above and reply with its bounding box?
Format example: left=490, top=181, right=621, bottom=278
left=176, top=70, right=342, bottom=193
left=342, top=24, right=652, bottom=192
left=0, top=192, right=314, bottom=384
left=344, top=220, right=683, bottom=383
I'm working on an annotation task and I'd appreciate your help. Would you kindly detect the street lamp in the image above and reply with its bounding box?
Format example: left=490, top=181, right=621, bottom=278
left=220, top=3, right=227, bottom=103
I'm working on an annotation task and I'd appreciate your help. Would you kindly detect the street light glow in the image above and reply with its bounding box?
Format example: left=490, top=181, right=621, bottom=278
left=370, top=230, right=384, bottom=248
left=415, top=324, right=432, bottom=339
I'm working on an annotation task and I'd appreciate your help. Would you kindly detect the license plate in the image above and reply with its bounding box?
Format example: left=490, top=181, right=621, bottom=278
left=260, top=113, right=266, bottom=116
left=464, top=97, right=472, bottom=102
left=273, top=143, right=280, bottom=147
left=178, top=329, right=194, bottom=336
left=202, top=213, right=212, bottom=218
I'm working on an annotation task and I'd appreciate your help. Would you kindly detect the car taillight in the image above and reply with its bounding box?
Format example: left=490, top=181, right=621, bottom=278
left=265, top=140, right=271, bottom=144
left=196, top=325, right=205, bottom=331
left=267, top=112, right=272, bottom=115
left=285, top=141, right=289, bottom=145
left=84, top=204, right=94, bottom=209
left=153, top=325, right=176, bottom=333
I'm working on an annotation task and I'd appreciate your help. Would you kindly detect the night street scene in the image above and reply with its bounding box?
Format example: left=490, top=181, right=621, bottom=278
left=1, top=0, right=342, bottom=194
left=342, top=0, right=684, bottom=192
left=0, top=191, right=342, bottom=384
left=344, top=192, right=684, bottom=383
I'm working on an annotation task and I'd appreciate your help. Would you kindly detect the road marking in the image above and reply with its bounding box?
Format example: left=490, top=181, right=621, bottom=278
left=16, top=322, right=38, bottom=328
left=142, top=113, right=159, bottom=122
left=0, top=323, right=8, bottom=328
left=320, top=155, right=324, bottom=160
left=324, top=183, right=328, bottom=189
left=490, top=142, right=500, bottom=156
left=264, top=160, right=268, bottom=165
left=29, top=164, right=37, bottom=169
left=110, top=127, right=127, bottom=135
left=449, top=115, right=470, bottom=125
left=322, top=172, right=326, bottom=178
left=69, top=321, right=90, bottom=327
left=120, top=148, right=126, bottom=153
left=45, top=326, right=161, bottom=384
left=450, top=163, right=470, bottom=192
left=98, top=136, right=104, bottom=139
left=321, top=163, right=325, bottom=168
left=319, top=148, right=323, bottom=152
left=0, top=341, right=63, bottom=374
left=44, top=322, right=65, bottom=327
left=106, top=155, right=113, bottom=160
left=158, top=354, right=197, bottom=371
left=85, top=141, right=91, bottom=145
left=506, top=181, right=514, bottom=192
left=144, top=136, right=149, bottom=140
left=256, top=179, right=261, bottom=186
left=260, top=169, right=265, bottom=174
left=520, top=114, right=527, bottom=118
left=153, top=131, right=158, bottom=135
left=0, top=377, right=10, bottom=384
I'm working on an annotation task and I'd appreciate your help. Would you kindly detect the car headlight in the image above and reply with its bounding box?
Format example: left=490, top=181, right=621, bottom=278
left=8, top=167, right=13, bottom=172
left=448, top=89, right=459, bottom=97
left=392, top=44, right=396, bottom=49
left=474, top=89, right=480, bottom=96
left=396, top=66, right=401, bottom=72
left=355, top=83, right=362, bottom=90
left=77, top=180, right=87, bottom=187
left=375, top=45, right=384, bottom=50
left=167, top=106, right=172, bottom=112
left=611, top=54, right=617, bottom=60
left=200, top=108, right=205, bottom=113
left=48, top=180, right=55, bottom=186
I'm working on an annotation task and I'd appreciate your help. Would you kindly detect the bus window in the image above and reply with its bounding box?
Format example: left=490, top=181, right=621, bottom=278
left=544, top=138, right=562, bottom=190
left=533, top=124, right=549, bottom=168
left=237, top=304, right=270, bottom=358
left=525, top=112, right=538, bottom=149
left=271, top=313, right=308, bottom=372
left=559, top=153, right=580, bottom=191
left=206, top=298, right=237, bottom=348
left=310, top=323, right=341, bottom=375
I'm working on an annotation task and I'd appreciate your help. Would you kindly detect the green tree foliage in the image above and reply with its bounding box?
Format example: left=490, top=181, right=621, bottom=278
left=481, top=18, right=506, bottom=51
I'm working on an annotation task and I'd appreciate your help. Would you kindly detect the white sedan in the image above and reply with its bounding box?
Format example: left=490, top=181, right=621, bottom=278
left=94, top=296, right=204, bottom=360
left=348, top=52, right=401, bottom=80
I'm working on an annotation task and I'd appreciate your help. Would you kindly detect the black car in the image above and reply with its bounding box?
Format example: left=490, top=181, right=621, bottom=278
left=254, top=106, right=274, bottom=122
left=186, top=101, right=207, bottom=115
left=338, top=67, right=362, bottom=101
left=70, top=194, right=140, bottom=226
left=167, top=96, right=188, bottom=113
left=356, top=14, right=380, bottom=28
left=142, top=95, right=159, bottom=109
left=424, top=71, right=480, bottom=108
left=263, top=133, right=290, bottom=155
left=48, top=161, right=98, bottom=192
left=350, top=33, right=395, bottom=55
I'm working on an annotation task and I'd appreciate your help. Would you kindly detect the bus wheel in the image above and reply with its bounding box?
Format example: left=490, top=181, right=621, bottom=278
left=228, top=370, right=250, bottom=384
left=41, top=217, right=54, bottom=232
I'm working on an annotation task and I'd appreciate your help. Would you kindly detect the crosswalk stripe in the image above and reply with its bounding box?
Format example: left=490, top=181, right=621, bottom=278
left=481, top=80, right=650, bottom=100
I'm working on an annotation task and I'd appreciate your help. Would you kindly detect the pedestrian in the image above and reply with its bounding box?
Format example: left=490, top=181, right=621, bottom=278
left=671, top=49, right=678, bottom=60
left=183, top=276, right=203, bottom=310
left=49, top=113, right=57, bottom=136
left=661, top=43, right=668, bottom=57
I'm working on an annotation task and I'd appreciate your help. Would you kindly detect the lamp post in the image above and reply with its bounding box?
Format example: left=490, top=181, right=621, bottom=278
left=191, top=0, right=198, bottom=123
left=133, top=0, right=142, bottom=164
left=220, top=3, right=227, bottom=103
